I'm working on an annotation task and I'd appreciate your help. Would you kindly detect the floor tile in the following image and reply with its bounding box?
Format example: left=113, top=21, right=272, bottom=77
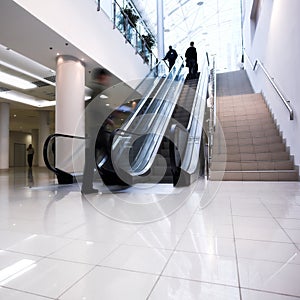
left=163, top=251, right=238, bottom=286
left=0, top=230, right=32, bottom=250
left=241, top=288, right=300, bottom=300
left=49, top=239, right=119, bottom=265
left=60, top=266, right=158, bottom=300
left=239, top=257, right=300, bottom=296
left=7, top=234, right=71, bottom=257
left=0, top=250, right=40, bottom=282
left=286, top=229, right=300, bottom=244
left=231, top=202, right=272, bottom=218
left=0, top=287, right=49, bottom=299
left=277, top=218, right=300, bottom=230
left=233, top=216, right=290, bottom=242
left=0, top=258, right=92, bottom=299
left=125, top=227, right=181, bottom=250
left=148, top=276, right=240, bottom=300
left=176, top=232, right=235, bottom=257
left=236, top=239, right=300, bottom=264
left=101, top=244, right=172, bottom=274
left=186, top=215, right=234, bottom=238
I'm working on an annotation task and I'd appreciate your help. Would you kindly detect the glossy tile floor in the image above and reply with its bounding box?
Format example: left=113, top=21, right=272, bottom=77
left=0, top=167, right=300, bottom=299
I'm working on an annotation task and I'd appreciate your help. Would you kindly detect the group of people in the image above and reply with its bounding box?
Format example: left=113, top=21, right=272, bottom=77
left=163, top=41, right=198, bottom=79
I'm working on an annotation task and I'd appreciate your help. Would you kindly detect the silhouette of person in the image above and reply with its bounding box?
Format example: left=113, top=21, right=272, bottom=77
left=26, top=144, right=34, bottom=168
left=185, top=41, right=198, bottom=79
left=81, top=68, right=112, bottom=194
left=163, top=45, right=178, bottom=71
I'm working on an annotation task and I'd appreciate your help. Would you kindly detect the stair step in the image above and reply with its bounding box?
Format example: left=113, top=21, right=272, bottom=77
left=209, top=170, right=299, bottom=181
left=212, top=151, right=290, bottom=162
left=215, top=136, right=283, bottom=147
left=211, top=160, right=294, bottom=171
left=212, top=142, right=286, bottom=154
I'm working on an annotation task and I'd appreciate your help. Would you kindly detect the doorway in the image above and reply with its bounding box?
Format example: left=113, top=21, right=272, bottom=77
left=14, top=143, right=26, bottom=167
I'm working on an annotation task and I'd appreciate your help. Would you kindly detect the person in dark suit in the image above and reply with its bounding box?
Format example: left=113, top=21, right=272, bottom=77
left=185, top=41, right=198, bottom=79
left=163, top=46, right=178, bottom=71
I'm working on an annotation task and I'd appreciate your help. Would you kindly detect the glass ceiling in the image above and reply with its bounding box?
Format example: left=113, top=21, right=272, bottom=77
left=133, top=0, right=243, bottom=72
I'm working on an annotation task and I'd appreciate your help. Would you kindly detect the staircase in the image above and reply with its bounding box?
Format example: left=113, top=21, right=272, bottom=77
left=210, top=93, right=299, bottom=181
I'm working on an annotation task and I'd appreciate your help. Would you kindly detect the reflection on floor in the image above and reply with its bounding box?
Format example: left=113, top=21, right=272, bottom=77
left=0, top=167, right=300, bottom=299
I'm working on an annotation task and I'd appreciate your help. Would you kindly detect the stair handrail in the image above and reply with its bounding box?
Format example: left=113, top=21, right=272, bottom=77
left=244, top=51, right=293, bottom=120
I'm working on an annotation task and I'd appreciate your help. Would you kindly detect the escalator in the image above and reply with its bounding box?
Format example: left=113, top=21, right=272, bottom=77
left=99, top=56, right=210, bottom=187
left=44, top=57, right=210, bottom=188
left=43, top=60, right=169, bottom=185
left=146, top=76, right=200, bottom=184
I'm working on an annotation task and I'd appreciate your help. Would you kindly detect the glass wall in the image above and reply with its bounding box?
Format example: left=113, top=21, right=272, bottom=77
left=95, top=0, right=157, bottom=68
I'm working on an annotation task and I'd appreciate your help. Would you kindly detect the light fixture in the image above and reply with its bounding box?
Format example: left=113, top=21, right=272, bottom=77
left=0, top=60, right=56, bottom=87
left=0, top=70, right=37, bottom=90
left=0, top=90, right=56, bottom=107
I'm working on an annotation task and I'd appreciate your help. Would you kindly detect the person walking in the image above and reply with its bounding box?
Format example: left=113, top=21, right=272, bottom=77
left=163, top=45, right=178, bottom=71
left=185, top=41, right=198, bottom=79
left=26, top=144, right=34, bottom=168
left=81, top=68, right=112, bottom=194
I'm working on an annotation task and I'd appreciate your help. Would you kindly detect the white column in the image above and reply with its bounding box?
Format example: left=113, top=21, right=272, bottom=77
left=32, top=129, right=39, bottom=166
left=157, top=0, right=165, bottom=59
left=38, top=111, right=50, bottom=167
left=55, top=55, right=85, bottom=172
left=0, top=103, right=10, bottom=169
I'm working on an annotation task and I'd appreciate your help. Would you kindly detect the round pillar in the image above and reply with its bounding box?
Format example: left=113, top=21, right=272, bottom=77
left=0, top=102, right=10, bottom=169
left=157, top=0, right=165, bottom=59
left=38, top=111, right=50, bottom=167
left=31, top=129, right=39, bottom=166
left=55, top=55, right=85, bottom=172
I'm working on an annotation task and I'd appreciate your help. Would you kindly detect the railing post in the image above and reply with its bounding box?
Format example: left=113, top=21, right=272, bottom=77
left=113, top=1, right=116, bottom=29
left=124, top=15, right=128, bottom=43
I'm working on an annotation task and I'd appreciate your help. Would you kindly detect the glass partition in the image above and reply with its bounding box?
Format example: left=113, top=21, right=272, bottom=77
left=94, top=0, right=157, bottom=68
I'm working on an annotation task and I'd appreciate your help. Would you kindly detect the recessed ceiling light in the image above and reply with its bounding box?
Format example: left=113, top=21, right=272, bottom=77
left=0, top=71, right=37, bottom=89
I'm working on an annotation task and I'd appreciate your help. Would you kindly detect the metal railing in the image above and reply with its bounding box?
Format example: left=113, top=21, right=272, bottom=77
left=244, top=51, right=293, bottom=120
left=95, top=0, right=157, bottom=68
left=207, top=57, right=216, bottom=165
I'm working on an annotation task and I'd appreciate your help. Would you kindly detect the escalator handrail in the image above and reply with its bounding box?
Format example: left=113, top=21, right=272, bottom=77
left=116, top=59, right=169, bottom=134
left=110, top=58, right=184, bottom=167
left=180, top=57, right=209, bottom=174
left=43, top=133, right=85, bottom=175
left=123, top=59, right=186, bottom=175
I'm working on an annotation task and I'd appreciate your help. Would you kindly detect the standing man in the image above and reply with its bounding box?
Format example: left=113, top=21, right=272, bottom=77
left=185, top=41, right=198, bottom=79
left=163, top=45, right=178, bottom=71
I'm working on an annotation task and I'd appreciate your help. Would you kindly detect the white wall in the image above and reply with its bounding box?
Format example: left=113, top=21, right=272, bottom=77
left=12, top=0, right=149, bottom=84
left=243, top=0, right=300, bottom=167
